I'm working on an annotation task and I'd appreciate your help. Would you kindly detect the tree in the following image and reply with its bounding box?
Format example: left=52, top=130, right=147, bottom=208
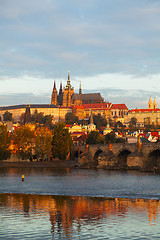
left=13, top=125, right=35, bottom=160
left=129, top=117, right=138, bottom=131
left=34, top=127, right=52, bottom=161
left=43, top=115, right=53, bottom=129
left=52, top=122, right=72, bottom=160
left=114, top=121, right=126, bottom=133
left=3, top=111, right=12, bottom=122
left=86, top=131, right=104, bottom=144
left=130, top=117, right=137, bottom=127
left=93, top=114, right=107, bottom=130
left=108, top=117, right=114, bottom=127
left=31, top=110, right=44, bottom=124
left=0, top=125, right=11, bottom=160
left=24, top=107, right=31, bottom=123
left=65, top=112, right=78, bottom=124
left=105, top=132, right=125, bottom=144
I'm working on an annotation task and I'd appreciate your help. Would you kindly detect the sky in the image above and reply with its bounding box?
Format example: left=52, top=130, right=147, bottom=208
left=1, top=0, right=160, bottom=109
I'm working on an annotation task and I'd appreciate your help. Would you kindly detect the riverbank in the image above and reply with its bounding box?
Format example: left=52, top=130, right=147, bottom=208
left=0, top=160, right=78, bottom=168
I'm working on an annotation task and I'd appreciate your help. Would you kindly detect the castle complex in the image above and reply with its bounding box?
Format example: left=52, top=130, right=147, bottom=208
left=0, top=72, right=128, bottom=123
left=51, top=71, right=104, bottom=107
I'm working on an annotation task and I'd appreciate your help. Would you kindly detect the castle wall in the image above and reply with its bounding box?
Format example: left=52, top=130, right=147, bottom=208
left=0, top=106, right=59, bottom=123
left=125, top=110, right=160, bottom=125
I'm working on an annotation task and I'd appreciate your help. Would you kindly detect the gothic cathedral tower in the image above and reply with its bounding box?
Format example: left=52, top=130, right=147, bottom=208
left=51, top=81, right=57, bottom=105
left=62, top=71, right=74, bottom=107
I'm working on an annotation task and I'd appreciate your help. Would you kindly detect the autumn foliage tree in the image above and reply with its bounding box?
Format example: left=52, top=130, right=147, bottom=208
left=0, top=125, right=11, bottom=160
left=52, top=122, right=72, bottom=160
left=34, top=127, right=52, bottom=160
left=13, top=125, right=35, bottom=160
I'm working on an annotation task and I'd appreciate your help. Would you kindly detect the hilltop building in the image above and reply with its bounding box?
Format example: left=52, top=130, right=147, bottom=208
left=51, top=71, right=104, bottom=107
left=0, top=72, right=128, bottom=123
left=125, top=97, right=160, bottom=127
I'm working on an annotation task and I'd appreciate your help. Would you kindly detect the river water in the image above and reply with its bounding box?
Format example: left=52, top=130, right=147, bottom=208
left=0, top=168, right=160, bottom=239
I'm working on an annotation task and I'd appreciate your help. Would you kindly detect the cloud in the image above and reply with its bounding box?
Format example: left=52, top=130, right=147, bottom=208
left=0, top=0, right=160, bottom=108
left=0, top=93, right=50, bottom=106
left=0, top=0, right=55, bottom=19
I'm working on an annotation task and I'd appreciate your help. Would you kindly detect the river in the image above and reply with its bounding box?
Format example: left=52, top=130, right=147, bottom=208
left=0, top=168, right=160, bottom=239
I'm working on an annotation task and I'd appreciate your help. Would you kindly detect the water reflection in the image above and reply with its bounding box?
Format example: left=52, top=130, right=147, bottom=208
left=0, top=194, right=160, bottom=239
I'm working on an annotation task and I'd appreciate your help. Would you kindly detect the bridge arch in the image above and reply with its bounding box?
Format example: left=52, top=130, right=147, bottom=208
left=117, top=149, right=132, bottom=168
left=146, top=149, right=160, bottom=170
left=93, top=149, right=103, bottom=166
left=71, top=148, right=83, bottom=160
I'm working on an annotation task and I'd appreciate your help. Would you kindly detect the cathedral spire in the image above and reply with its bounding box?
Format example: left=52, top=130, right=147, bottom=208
left=66, top=70, right=72, bottom=90
left=51, top=80, right=57, bottom=105
left=53, top=80, right=56, bottom=89
left=79, top=81, right=82, bottom=95
left=59, top=82, right=62, bottom=94
left=67, top=71, right=70, bottom=84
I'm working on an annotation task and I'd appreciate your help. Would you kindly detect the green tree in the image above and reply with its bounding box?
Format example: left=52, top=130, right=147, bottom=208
left=114, top=121, right=126, bottom=133
left=13, top=125, right=35, bottom=160
left=34, top=127, right=52, bottom=160
left=31, top=110, right=44, bottom=124
left=129, top=117, right=138, bottom=131
left=86, top=131, right=104, bottom=144
left=0, top=125, right=11, bottom=160
left=65, top=112, right=78, bottom=124
left=130, top=117, right=137, bottom=127
left=52, top=122, right=72, bottom=160
left=3, top=111, right=12, bottom=122
left=93, top=114, right=107, bottom=130
left=43, top=115, right=53, bottom=129
left=24, top=107, right=31, bottom=123
left=108, top=118, right=114, bottom=127
left=105, top=132, right=125, bottom=144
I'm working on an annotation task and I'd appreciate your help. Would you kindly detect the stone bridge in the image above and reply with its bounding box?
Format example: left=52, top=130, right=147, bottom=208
left=72, top=142, right=160, bottom=171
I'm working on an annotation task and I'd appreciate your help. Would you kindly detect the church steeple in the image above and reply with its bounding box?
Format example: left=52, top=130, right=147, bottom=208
left=90, top=108, right=93, bottom=124
left=59, top=82, right=62, bottom=94
left=153, top=97, right=157, bottom=109
left=63, top=71, right=74, bottom=107
left=148, top=96, right=153, bottom=109
left=66, top=71, right=71, bottom=89
left=51, top=80, right=57, bottom=105
left=79, top=81, right=82, bottom=95
left=53, top=80, right=56, bottom=90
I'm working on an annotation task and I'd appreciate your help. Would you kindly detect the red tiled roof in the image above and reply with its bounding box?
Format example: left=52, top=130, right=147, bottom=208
left=111, top=104, right=128, bottom=110
left=73, top=105, right=84, bottom=109
left=150, top=132, right=159, bottom=137
left=130, top=108, right=160, bottom=113
left=82, top=103, right=112, bottom=109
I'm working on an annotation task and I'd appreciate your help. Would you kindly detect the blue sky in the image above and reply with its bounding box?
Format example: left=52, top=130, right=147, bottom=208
left=0, top=0, right=160, bottom=109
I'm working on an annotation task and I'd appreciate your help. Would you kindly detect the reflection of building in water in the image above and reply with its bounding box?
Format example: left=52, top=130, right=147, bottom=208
left=147, top=200, right=158, bottom=225
left=2, top=194, right=160, bottom=238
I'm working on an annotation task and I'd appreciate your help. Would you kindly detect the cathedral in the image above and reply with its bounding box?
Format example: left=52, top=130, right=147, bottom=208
left=51, top=72, right=104, bottom=107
